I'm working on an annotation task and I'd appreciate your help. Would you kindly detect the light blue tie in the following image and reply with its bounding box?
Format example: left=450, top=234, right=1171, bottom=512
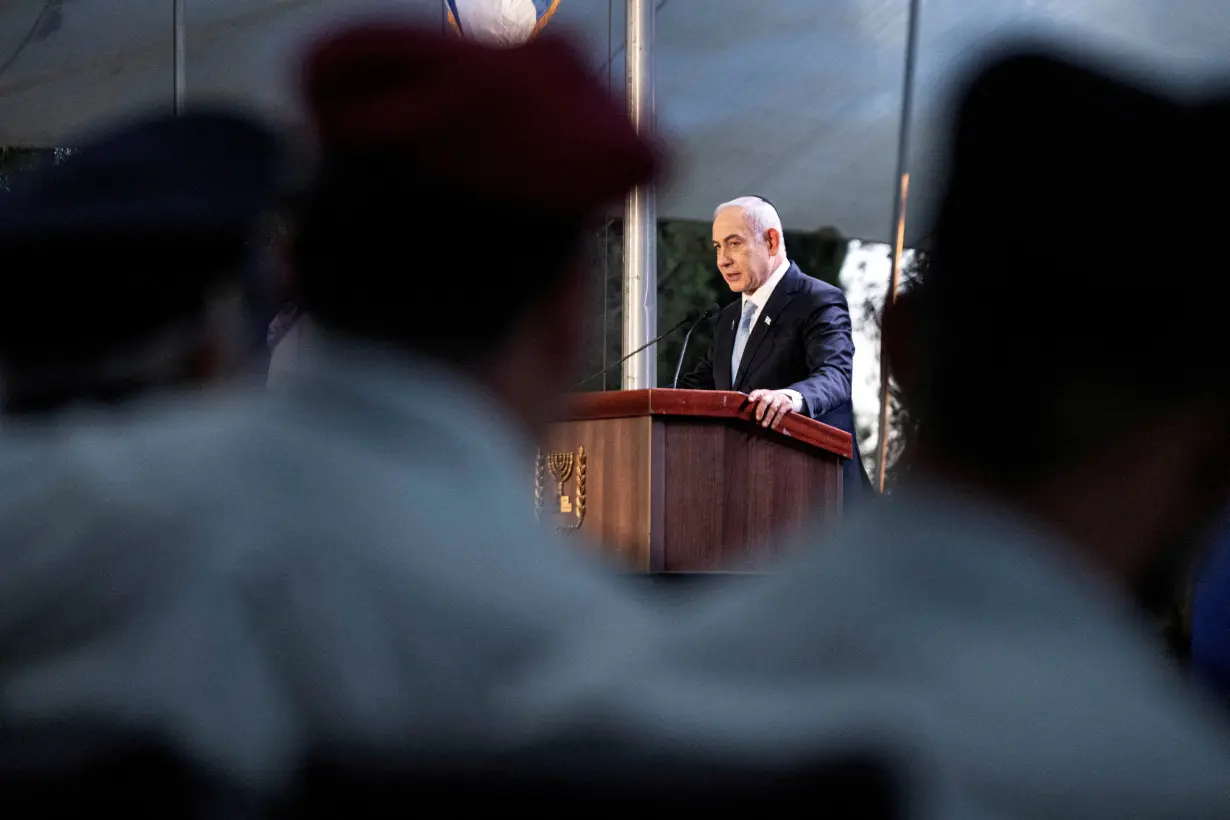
left=731, top=300, right=759, bottom=383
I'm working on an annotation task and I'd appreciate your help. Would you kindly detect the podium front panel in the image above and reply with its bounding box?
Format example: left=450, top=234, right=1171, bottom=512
left=661, top=421, right=841, bottom=570
left=539, top=408, right=844, bottom=572
left=537, top=416, right=661, bottom=571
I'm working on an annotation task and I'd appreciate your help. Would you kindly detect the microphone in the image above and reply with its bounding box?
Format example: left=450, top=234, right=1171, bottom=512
left=672, top=302, right=722, bottom=388
left=572, top=302, right=721, bottom=391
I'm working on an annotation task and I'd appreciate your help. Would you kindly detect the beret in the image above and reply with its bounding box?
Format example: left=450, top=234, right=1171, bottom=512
left=301, top=20, right=658, bottom=215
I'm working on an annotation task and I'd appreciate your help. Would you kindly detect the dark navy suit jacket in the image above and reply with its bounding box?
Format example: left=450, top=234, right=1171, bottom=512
left=680, top=262, right=871, bottom=505
left=1192, top=524, right=1230, bottom=708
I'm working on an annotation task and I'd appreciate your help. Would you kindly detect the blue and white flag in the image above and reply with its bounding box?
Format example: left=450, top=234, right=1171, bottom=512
left=446, top=0, right=561, bottom=46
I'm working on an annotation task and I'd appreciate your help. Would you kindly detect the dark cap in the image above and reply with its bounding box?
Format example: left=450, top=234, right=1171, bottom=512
left=935, top=48, right=1187, bottom=289
left=0, top=109, right=282, bottom=361
left=918, top=47, right=1230, bottom=473
left=928, top=49, right=1199, bottom=368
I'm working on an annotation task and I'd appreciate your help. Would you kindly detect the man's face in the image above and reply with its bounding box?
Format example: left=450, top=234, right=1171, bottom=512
left=713, top=207, right=776, bottom=295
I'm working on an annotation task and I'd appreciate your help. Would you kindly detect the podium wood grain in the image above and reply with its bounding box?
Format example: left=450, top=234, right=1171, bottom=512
left=542, top=390, right=850, bottom=572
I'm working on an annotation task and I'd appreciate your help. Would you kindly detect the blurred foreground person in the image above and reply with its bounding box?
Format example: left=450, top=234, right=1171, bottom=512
left=514, top=49, right=1230, bottom=819
left=0, top=20, right=659, bottom=797
left=1191, top=524, right=1230, bottom=707
left=0, top=110, right=281, bottom=417
left=1187, top=97, right=1230, bottom=713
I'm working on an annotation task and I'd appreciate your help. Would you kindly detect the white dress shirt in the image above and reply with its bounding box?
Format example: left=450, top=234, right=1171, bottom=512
left=741, top=258, right=803, bottom=413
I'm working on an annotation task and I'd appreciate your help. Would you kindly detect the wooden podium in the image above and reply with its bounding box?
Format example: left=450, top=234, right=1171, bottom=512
left=537, top=389, right=853, bottom=572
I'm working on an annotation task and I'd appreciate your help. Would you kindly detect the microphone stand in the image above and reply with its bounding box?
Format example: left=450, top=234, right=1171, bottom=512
left=572, top=312, right=699, bottom=391
left=671, top=313, right=710, bottom=388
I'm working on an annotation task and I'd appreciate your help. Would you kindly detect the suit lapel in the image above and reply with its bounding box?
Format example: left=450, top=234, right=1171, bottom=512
left=734, top=263, right=801, bottom=391
left=713, top=301, right=739, bottom=390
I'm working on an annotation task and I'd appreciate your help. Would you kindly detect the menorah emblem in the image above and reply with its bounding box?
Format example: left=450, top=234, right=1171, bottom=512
left=534, top=446, right=587, bottom=532
left=547, top=451, right=575, bottom=511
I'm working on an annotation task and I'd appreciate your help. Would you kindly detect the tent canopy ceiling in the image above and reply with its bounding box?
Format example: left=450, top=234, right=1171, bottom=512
left=1, top=0, right=1227, bottom=243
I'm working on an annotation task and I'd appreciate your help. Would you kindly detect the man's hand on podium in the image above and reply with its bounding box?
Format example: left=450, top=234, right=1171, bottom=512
left=747, top=388, right=802, bottom=429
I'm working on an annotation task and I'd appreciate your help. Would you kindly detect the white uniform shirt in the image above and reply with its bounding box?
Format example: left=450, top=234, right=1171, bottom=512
left=509, top=481, right=1230, bottom=819
left=0, top=335, right=657, bottom=792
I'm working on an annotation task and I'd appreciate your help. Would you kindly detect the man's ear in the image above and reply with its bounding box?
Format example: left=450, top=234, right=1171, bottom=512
left=765, top=228, right=782, bottom=256
left=185, top=337, right=225, bottom=382
left=548, top=266, right=589, bottom=354
left=1178, top=403, right=1230, bottom=506
left=882, top=290, right=918, bottom=392
left=518, top=262, right=589, bottom=385
left=187, top=287, right=249, bottom=384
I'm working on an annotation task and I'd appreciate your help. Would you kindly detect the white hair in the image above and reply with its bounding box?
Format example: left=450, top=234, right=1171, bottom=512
left=714, top=196, right=784, bottom=249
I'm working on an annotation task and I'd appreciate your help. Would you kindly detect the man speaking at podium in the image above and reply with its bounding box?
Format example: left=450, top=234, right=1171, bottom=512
left=679, top=196, right=869, bottom=504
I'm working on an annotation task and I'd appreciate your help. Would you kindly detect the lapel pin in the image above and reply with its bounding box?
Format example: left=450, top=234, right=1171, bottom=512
left=764, top=316, right=772, bottom=326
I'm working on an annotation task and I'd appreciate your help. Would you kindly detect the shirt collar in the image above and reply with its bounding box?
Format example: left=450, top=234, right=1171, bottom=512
left=742, top=258, right=791, bottom=311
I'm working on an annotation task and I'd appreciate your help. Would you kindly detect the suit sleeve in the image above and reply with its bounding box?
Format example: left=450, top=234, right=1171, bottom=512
left=786, top=289, right=854, bottom=418
left=677, top=333, right=717, bottom=390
